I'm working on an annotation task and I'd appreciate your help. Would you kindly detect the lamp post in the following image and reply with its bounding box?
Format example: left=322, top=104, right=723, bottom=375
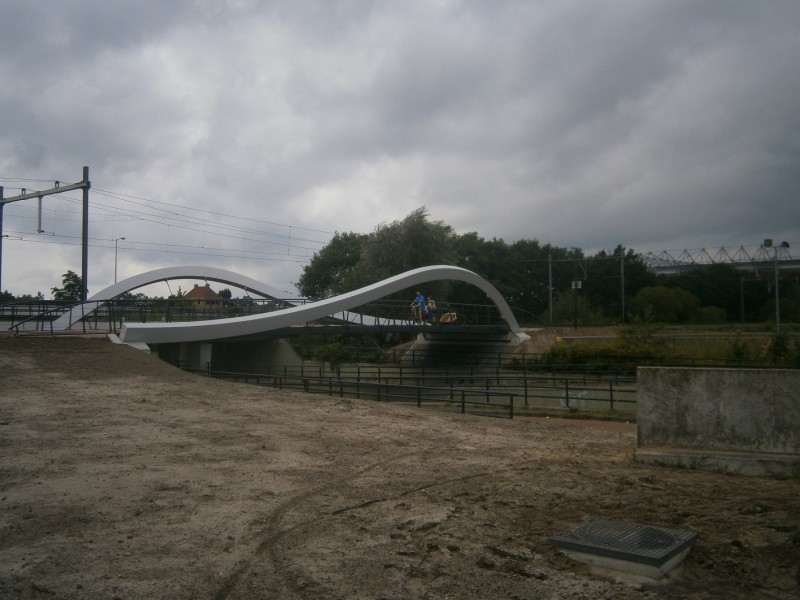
left=763, top=239, right=790, bottom=333
left=114, top=237, right=126, bottom=283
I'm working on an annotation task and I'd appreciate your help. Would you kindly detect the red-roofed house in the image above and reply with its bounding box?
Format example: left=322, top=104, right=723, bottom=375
left=184, top=283, right=222, bottom=312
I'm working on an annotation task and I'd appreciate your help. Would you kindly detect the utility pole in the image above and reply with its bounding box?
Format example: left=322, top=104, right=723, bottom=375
left=0, top=167, right=91, bottom=300
left=114, top=237, right=126, bottom=283
left=0, top=189, right=4, bottom=295
left=763, top=239, right=790, bottom=333
left=570, top=248, right=582, bottom=329
left=548, top=254, right=553, bottom=324
left=620, top=252, right=625, bottom=324
left=81, top=166, right=90, bottom=300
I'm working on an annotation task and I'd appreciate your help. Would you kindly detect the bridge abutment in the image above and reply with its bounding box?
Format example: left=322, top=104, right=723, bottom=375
left=211, top=338, right=304, bottom=371
left=156, top=338, right=304, bottom=373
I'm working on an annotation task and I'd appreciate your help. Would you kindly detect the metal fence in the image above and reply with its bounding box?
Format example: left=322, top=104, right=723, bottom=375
left=207, top=363, right=638, bottom=419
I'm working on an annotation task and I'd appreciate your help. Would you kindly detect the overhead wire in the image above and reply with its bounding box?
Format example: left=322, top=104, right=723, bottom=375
left=92, top=187, right=334, bottom=235
left=0, top=229, right=309, bottom=263
left=2, top=185, right=333, bottom=261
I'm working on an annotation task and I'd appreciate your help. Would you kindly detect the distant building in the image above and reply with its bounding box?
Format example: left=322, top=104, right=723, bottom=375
left=184, top=283, right=222, bottom=312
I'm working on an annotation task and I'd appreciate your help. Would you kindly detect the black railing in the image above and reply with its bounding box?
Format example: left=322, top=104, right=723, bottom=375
left=3, top=297, right=509, bottom=334
left=210, top=370, right=520, bottom=418
left=207, top=363, right=638, bottom=417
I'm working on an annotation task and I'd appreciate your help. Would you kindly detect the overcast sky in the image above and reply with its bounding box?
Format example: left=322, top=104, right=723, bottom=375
left=1, top=0, right=798, bottom=298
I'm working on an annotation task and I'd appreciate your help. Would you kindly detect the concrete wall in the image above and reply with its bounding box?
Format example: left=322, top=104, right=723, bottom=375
left=210, top=338, right=304, bottom=371
left=636, top=367, right=800, bottom=477
left=155, top=338, right=304, bottom=372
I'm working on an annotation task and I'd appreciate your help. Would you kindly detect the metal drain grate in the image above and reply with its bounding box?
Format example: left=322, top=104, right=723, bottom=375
left=550, top=518, right=698, bottom=567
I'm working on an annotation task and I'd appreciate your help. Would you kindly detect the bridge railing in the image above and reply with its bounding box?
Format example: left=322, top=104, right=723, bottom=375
left=1, top=300, right=72, bottom=332
left=326, top=298, right=506, bottom=328
left=5, top=301, right=106, bottom=334
left=3, top=297, right=306, bottom=333
left=4, top=296, right=508, bottom=333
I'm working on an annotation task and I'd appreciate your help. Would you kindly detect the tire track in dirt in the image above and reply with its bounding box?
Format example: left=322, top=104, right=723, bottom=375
left=213, top=452, right=488, bottom=599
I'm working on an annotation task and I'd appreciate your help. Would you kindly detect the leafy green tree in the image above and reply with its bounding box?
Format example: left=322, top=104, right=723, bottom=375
left=15, top=292, right=45, bottom=301
left=295, top=210, right=661, bottom=327
left=451, top=235, right=516, bottom=306
left=450, top=235, right=568, bottom=319
left=670, top=263, right=741, bottom=321
left=51, top=270, right=84, bottom=301
left=632, top=285, right=700, bottom=323
left=548, top=292, right=609, bottom=326
left=352, top=207, right=455, bottom=286
left=584, top=246, right=656, bottom=322
left=297, top=231, right=368, bottom=299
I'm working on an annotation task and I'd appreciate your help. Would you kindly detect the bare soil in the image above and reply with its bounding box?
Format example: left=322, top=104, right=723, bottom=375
left=0, top=336, right=798, bottom=599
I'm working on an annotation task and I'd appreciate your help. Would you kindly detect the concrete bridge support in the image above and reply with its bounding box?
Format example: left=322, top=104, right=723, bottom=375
left=180, top=342, right=213, bottom=373
left=155, top=338, right=304, bottom=373
left=210, top=338, right=304, bottom=372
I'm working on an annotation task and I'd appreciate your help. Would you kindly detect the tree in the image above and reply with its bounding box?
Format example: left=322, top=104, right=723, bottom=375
left=51, top=270, right=84, bottom=301
left=298, top=208, right=457, bottom=302
left=670, top=263, right=741, bottom=321
left=584, top=246, right=656, bottom=322
left=632, top=285, right=700, bottom=323
left=451, top=234, right=516, bottom=306
left=297, top=231, right=368, bottom=299
left=548, top=292, right=609, bottom=326
left=353, top=207, right=456, bottom=285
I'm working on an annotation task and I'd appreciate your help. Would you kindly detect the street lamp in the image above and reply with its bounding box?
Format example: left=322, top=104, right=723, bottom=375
left=114, top=237, right=126, bottom=283
left=763, top=239, right=790, bottom=333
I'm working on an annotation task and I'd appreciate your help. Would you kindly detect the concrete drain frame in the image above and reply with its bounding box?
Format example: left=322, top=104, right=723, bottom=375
left=550, top=518, right=698, bottom=582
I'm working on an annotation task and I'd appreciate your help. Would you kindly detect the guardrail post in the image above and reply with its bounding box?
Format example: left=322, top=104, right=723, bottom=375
left=303, top=378, right=309, bottom=393
left=523, top=370, right=528, bottom=406
left=417, top=387, right=421, bottom=408
left=609, top=381, right=614, bottom=411
left=461, top=391, right=465, bottom=414
left=565, top=380, right=570, bottom=408
left=509, top=395, right=514, bottom=419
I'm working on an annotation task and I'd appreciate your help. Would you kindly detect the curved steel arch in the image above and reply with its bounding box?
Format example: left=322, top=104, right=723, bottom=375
left=119, top=265, right=525, bottom=344
left=90, top=266, right=298, bottom=302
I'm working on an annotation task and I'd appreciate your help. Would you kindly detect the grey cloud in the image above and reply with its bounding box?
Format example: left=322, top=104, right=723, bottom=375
left=1, top=1, right=798, bottom=295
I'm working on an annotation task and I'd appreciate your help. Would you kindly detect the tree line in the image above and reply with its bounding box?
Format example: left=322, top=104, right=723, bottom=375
left=296, top=208, right=798, bottom=326
left=1, top=208, right=796, bottom=326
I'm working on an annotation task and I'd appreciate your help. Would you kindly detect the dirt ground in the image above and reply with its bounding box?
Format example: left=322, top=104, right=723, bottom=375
left=1, top=336, right=798, bottom=600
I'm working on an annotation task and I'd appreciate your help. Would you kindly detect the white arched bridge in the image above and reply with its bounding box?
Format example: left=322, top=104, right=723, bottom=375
left=68, top=265, right=529, bottom=346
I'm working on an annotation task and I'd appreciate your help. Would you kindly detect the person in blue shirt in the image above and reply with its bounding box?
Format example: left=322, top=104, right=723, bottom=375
left=410, top=291, right=426, bottom=322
